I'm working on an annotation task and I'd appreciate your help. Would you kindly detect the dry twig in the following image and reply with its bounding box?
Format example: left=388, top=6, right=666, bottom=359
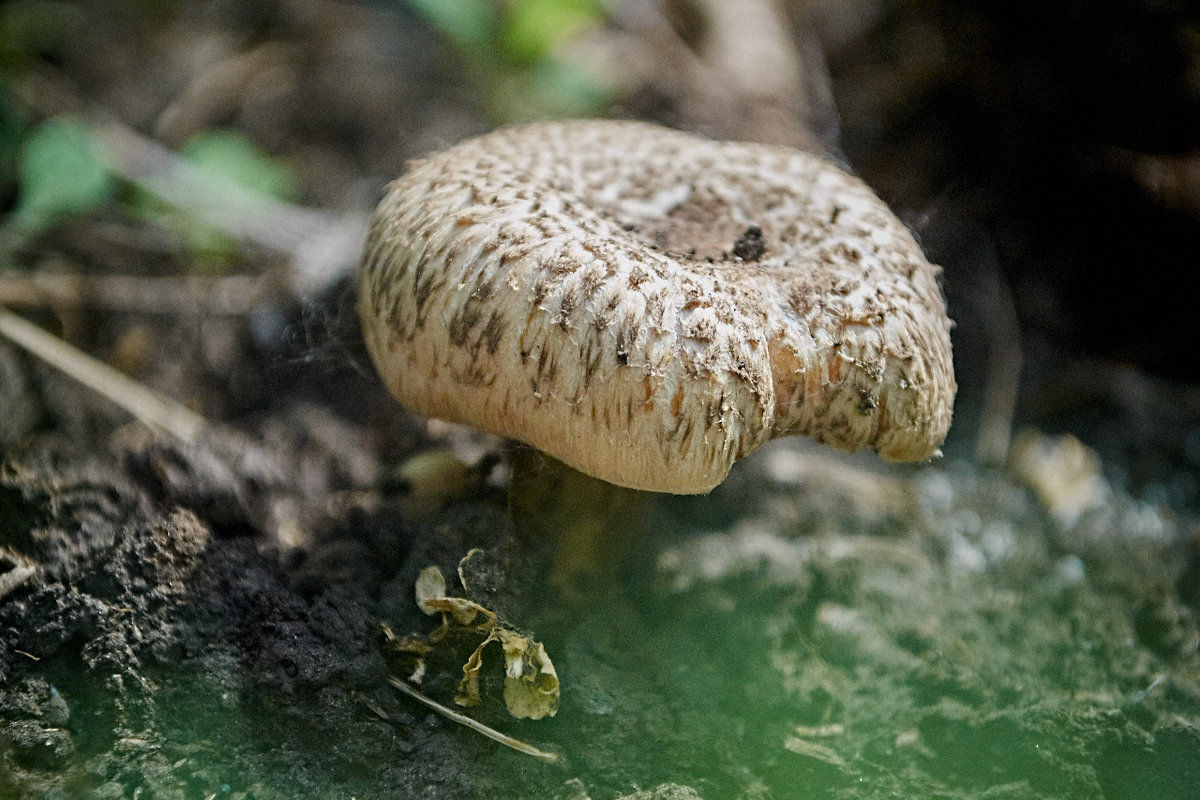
left=386, top=676, right=559, bottom=764
left=0, top=556, right=38, bottom=604
left=0, top=306, right=208, bottom=443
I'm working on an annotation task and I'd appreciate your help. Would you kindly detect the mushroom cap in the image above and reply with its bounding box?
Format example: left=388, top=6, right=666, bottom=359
left=360, top=120, right=955, bottom=494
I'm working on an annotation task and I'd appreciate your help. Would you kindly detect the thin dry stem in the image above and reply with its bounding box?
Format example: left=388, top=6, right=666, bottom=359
left=0, top=306, right=208, bottom=443
left=386, top=676, right=559, bottom=764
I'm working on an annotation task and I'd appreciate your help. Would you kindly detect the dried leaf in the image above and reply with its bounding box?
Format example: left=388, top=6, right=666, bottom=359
left=457, top=547, right=484, bottom=592
left=427, top=596, right=494, bottom=626
left=415, top=565, right=449, bottom=614
left=415, top=565, right=495, bottom=626
left=391, top=632, right=434, bottom=683
left=398, top=561, right=558, bottom=719
left=455, top=630, right=497, bottom=708
left=497, top=628, right=559, bottom=719
left=451, top=627, right=559, bottom=719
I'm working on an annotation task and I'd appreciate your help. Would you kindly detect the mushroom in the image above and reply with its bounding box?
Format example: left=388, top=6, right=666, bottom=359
left=359, top=120, right=954, bottom=496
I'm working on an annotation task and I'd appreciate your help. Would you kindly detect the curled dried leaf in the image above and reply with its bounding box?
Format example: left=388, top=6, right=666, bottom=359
left=415, top=565, right=449, bottom=614
left=425, top=595, right=495, bottom=627
left=455, top=631, right=492, bottom=708
left=395, top=562, right=559, bottom=719
left=498, top=628, right=559, bottom=720
left=453, top=627, right=560, bottom=719
left=415, top=565, right=495, bottom=627
left=396, top=634, right=434, bottom=683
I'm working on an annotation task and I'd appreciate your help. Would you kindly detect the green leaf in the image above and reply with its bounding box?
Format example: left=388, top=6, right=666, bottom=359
left=181, top=129, right=297, bottom=202
left=404, top=0, right=498, bottom=50
left=502, top=0, right=602, bottom=65
left=12, top=116, right=111, bottom=231
left=124, top=129, right=298, bottom=268
left=525, top=54, right=611, bottom=115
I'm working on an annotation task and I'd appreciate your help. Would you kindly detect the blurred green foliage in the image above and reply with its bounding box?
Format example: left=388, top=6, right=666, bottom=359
left=10, top=116, right=112, bottom=233
left=2, top=114, right=298, bottom=267
left=0, top=1, right=81, bottom=221
left=180, top=129, right=299, bottom=204
left=0, top=0, right=603, bottom=258
left=0, top=2, right=298, bottom=264
left=403, top=0, right=612, bottom=121
left=501, top=0, right=603, bottom=65
left=128, top=129, right=300, bottom=268
left=405, top=0, right=500, bottom=50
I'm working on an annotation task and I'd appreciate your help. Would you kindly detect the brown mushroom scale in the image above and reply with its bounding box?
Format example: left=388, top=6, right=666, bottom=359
left=360, top=120, right=955, bottom=494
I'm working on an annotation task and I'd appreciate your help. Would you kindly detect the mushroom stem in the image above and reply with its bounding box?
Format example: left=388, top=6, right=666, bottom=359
left=507, top=447, right=648, bottom=604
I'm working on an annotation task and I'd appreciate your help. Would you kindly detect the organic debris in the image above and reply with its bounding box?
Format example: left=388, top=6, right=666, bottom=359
left=457, top=625, right=559, bottom=720
left=0, top=548, right=38, bottom=604
left=1009, top=429, right=1110, bottom=528
left=386, top=555, right=560, bottom=721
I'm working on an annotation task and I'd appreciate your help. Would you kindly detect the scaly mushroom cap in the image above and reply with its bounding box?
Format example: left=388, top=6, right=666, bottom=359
left=360, top=120, right=955, bottom=494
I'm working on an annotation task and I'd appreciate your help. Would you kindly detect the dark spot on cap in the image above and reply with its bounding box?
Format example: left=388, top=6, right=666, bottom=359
left=733, top=225, right=766, bottom=262
left=857, top=388, right=877, bottom=414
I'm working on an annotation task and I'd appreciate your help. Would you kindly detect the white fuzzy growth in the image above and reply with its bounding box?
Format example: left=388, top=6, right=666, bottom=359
left=360, top=121, right=955, bottom=493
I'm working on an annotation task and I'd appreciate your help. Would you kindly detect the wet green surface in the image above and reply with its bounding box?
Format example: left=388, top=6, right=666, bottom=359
left=5, top=440, right=1196, bottom=799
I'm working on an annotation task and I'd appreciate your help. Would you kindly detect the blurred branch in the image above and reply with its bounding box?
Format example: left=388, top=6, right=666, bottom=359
left=1102, top=146, right=1200, bottom=219
left=974, top=258, right=1022, bottom=467
left=96, top=119, right=367, bottom=291
left=0, top=270, right=274, bottom=315
left=609, top=0, right=840, bottom=153
left=0, top=305, right=208, bottom=443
